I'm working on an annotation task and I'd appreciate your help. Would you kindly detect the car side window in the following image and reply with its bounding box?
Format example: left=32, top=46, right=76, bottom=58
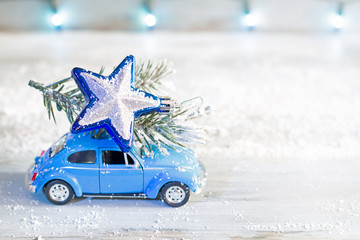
left=126, top=154, right=135, bottom=165
left=68, top=150, right=96, bottom=164
left=102, top=151, right=125, bottom=165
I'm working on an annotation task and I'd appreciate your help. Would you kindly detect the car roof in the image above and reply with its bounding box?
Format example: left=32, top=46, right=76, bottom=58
left=62, top=131, right=196, bottom=168
left=65, top=131, right=121, bottom=150
left=63, top=131, right=142, bottom=158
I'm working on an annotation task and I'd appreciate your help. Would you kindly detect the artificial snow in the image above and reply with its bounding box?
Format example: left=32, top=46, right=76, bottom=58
left=1, top=31, right=360, bottom=239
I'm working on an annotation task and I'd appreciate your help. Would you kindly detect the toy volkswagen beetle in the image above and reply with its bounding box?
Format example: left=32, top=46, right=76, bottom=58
left=25, top=131, right=206, bottom=207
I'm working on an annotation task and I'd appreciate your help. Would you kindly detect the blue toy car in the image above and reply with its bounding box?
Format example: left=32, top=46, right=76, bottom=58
left=25, top=131, right=206, bottom=207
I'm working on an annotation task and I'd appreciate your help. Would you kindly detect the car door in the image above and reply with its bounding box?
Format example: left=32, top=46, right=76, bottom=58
left=99, top=149, right=144, bottom=194
left=65, top=150, right=100, bottom=194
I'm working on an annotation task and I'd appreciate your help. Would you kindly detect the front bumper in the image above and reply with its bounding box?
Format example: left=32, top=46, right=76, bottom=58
left=25, top=164, right=36, bottom=193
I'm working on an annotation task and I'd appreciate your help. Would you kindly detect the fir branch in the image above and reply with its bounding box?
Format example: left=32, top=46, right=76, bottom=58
left=28, top=60, right=209, bottom=157
left=135, top=60, right=174, bottom=93
left=133, top=97, right=209, bottom=157
left=29, top=80, right=84, bottom=123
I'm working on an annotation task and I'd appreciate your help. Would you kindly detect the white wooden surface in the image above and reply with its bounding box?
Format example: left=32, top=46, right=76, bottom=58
left=1, top=32, right=360, bottom=239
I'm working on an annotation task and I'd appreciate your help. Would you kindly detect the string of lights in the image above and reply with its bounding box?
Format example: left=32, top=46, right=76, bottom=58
left=330, top=2, right=345, bottom=30
left=3, top=0, right=356, bottom=31
left=239, top=0, right=353, bottom=31
left=142, top=0, right=157, bottom=29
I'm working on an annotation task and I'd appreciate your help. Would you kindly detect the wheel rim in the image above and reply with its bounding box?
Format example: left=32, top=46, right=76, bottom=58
left=49, top=184, right=69, bottom=202
left=165, top=186, right=186, bottom=204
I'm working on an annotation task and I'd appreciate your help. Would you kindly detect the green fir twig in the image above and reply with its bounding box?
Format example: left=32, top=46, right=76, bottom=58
left=28, top=60, right=208, bottom=157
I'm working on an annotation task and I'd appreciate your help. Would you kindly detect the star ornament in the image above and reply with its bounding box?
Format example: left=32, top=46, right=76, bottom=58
left=71, top=55, right=161, bottom=152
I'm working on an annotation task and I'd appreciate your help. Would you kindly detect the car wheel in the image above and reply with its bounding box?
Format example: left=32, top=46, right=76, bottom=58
left=160, top=182, right=190, bottom=207
left=45, top=180, right=74, bottom=205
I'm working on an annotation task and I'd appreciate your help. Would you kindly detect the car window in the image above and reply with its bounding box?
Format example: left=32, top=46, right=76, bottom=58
left=49, top=135, right=66, bottom=158
left=102, top=151, right=125, bottom=165
left=68, top=150, right=96, bottom=164
left=126, top=154, right=135, bottom=165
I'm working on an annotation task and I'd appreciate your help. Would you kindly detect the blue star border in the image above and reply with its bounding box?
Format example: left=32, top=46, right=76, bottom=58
left=71, top=55, right=161, bottom=152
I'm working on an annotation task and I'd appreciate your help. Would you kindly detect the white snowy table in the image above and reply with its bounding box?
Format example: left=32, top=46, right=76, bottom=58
left=1, top=31, right=360, bottom=239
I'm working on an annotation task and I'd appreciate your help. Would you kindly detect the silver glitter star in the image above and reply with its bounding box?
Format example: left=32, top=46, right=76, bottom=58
left=71, top=56, right=161, bottom=151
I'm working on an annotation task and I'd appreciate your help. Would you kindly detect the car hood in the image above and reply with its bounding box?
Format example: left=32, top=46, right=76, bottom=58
left=140, top=148, right=199, bottom=169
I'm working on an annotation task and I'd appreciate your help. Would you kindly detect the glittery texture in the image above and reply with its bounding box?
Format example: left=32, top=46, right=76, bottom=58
left=71, top=55, right=161, bottom=152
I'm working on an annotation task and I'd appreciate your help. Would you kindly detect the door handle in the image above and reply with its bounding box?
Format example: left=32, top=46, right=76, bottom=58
left=100, top=171, right=110, bottom=175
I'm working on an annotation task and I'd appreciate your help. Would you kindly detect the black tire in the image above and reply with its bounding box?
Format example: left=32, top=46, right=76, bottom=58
left=160, top=182, right=190, bottom=207
left=45, top=180, right=74, bottom=205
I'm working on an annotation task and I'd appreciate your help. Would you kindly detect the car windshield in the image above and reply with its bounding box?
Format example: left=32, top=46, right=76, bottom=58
left=49, top=135, right=66, bottom=158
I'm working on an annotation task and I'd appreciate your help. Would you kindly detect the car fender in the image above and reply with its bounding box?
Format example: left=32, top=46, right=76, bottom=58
left=144, top=170, right=195, bottom=199
left=35, top=171, right=83, bottom=197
